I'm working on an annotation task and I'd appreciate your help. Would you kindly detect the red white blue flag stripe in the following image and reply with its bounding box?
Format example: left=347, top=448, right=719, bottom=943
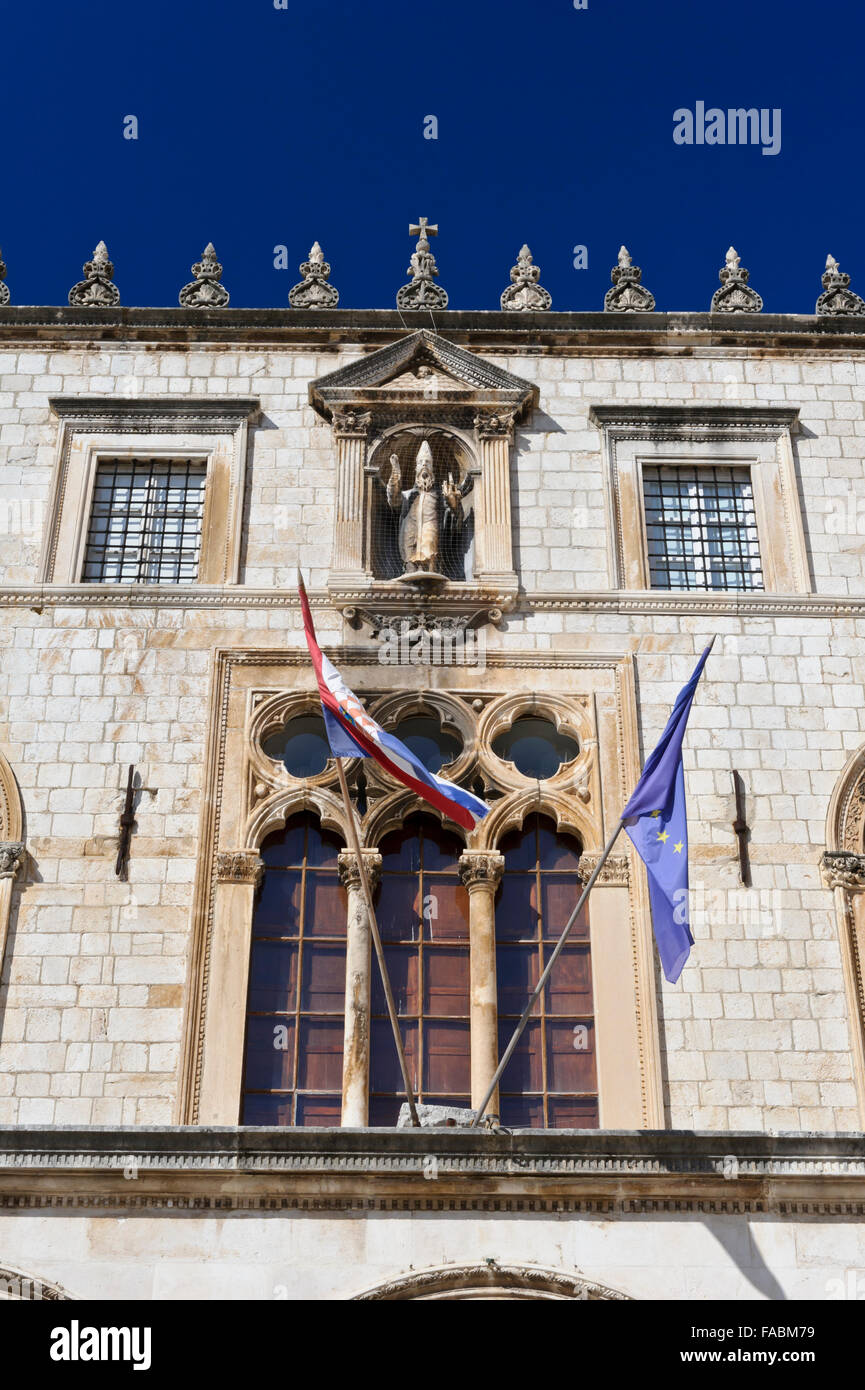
left=298, top=576, right=488, bottom=832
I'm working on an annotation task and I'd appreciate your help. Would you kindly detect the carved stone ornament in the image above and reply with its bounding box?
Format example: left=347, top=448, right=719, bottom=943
left=288, top=241, right=339, bottom=308
left=0, top=248, right=9, bottom=307
left=473, top=409, right=516, bottom=441
left=68, top=241, right=121, bottom=307
left=458, top=850, right=505, bottom=889
left=396, top=218, right=448, bottom=311
left=577, top=852, right=629, bottom=886
left=215, top=850, right=264, bottom=887
left=820, top=850, right=865, bottom=892
left=331, top=409, right=372, bottom=438
left=816, top=254, right=865, bottom=317
left=342, top=606, right=502, bottom=638
left=710, top=246, right=762, bottom=314
left=179, top=243, right=230, bottom=308
left=0, top=841, right=25, bottom=878
left=337, top=848, right=382, bottom=892
left=500, top=245, right=552, bottom=312
left=604, top=245, right=655, bottom=312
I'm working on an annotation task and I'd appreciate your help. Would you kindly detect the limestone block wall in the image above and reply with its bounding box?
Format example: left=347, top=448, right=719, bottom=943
left=0, top=332, right=862, bottom=1130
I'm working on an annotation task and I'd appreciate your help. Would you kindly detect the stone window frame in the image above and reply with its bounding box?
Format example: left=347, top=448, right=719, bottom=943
left=590, top=406, right=810, bottom=595
left=41, top=398, right=260, bottom=587
left=181, top=651, right=663, bottom=1135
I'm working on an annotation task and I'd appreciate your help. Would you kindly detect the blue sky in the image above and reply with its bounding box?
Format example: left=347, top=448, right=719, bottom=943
left=0, top=0, right=860, bottom=314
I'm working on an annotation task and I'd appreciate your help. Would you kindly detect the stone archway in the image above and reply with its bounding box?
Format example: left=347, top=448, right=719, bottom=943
left=820, top=744, right=865, bottom=1126
left=351, top=1262, right=630, bottom=1301
left=0, top=749, right=25, bottom=980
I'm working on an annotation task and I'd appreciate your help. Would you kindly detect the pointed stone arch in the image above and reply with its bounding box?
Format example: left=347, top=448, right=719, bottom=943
left=0, top=749, right=25, bottom=981
left=820, top=745, right=865, bottom=1125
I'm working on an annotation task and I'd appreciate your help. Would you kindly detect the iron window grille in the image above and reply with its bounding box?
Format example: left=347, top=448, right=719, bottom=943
left=81, top=459, right=206, bottom=584
left=643, top=464, right=764, bottom=592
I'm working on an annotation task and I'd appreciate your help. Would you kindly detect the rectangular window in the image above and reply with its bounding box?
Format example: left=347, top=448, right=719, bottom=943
left=643, top=464, right=764, bottom=592
left=81, top=459, right=206, bottom=584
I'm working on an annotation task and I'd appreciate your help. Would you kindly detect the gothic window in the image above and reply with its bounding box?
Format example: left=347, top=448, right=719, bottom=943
left=81, top=458, right=206, bottom=584
left=643, top=464, right=764, bottom=591
left=391, top=716, right=461, bottom=773
left=370, top=430, right=474, bottom=582
left=369, top=815, right=471, bottom=1124
left=496, top=815, right=598, bottom=1129
left=241, top=813, right=347, bottom=1127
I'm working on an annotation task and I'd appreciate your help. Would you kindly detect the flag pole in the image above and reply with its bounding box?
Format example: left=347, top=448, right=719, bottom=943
left=334, top=756, right=421, bottom=1128
left=469, top=816, right=626, bottom=1128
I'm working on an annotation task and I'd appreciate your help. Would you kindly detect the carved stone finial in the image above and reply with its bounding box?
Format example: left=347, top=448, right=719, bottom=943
left=0, top=248, right=9, bottom=307
left=500, top=245, right=551, bottom=312
left=816, top=253, right=865, bottom=316
left=0, top=841, right=25, bottom=879
left=288, top=241, right=339, bottom=308
left=396, top=218, right=448, bottom=310
left=604, top=244, right=655, bottom=312
left=68, top=241, right=121, bottom=307
left=710, top=245, right=762, bottom=313
left=179, top=243, right=230, bottom=308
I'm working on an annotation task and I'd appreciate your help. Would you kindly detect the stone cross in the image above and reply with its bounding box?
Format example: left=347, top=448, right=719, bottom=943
left=409, top=218, right=438, bottom=244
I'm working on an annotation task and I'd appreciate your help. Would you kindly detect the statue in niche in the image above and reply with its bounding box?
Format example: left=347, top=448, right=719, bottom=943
left=381, top=439, right=472, bottom=582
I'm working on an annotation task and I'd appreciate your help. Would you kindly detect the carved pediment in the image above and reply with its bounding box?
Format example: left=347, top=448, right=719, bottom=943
left=309, top=330, right=538, bottom=425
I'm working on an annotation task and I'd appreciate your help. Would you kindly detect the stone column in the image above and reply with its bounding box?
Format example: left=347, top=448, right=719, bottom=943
left=577, top=851, right=646, bottom=1129
left=329, top=410, right=372, bottom=586
left=820, top=851, right=865, bottom=1127
left=338, top=848, right=382, bottom=1127
left=474, top=411, right=518, bottom=594
left=197, top=849, right=264, bottom=1125
left=459, top=851, right=505, bottom=1112
left=0, top=841, right=25, bottom=975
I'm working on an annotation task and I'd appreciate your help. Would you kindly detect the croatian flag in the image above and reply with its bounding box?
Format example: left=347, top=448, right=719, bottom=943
left=298, top=576, right=489, bottom=832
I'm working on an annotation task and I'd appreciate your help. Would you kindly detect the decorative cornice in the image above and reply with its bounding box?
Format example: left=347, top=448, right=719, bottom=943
left=578, top=851, right=629, bottom=886
left=215, top=850, right=264, bottom=886
left=7, top=584, right=865, bottom=620
left=48, top=396, right=260, bottom=432
left=0, top=1127, right=864, bottom=1215
left=589, top=403, right=800, bottom=434
left=0, top=841, right=25, bottom=879
left=821, top=851, right=865, bottom=893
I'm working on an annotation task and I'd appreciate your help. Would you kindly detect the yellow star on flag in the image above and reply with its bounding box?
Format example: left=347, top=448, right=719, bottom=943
left=673, top=841, right=684, bottom=854
left=657, top=830, right=669, bottom=843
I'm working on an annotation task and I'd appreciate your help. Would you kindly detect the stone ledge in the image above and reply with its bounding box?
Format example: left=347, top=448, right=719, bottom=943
left=2, top=306, right=865, bottom=351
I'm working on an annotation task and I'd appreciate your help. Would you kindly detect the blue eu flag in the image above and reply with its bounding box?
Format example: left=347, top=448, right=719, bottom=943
left=622, top=644, right=713, bottom=984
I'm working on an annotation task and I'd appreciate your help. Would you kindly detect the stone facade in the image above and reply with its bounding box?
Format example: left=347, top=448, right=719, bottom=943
left=0, top=306, right=864, bottom=1297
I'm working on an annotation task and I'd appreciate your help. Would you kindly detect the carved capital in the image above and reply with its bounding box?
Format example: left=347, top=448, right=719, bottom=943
left=459, top=851, right=505, bottom=891
left=821, top=851, right=865, bottom=893
left=332, top=409, right=372, bottom=439
left=216, top=850, right=264, bottom=887
left=338, top=849, right=382, bottom=892
left=0, top=841, right=25, bottom=879
left=577, top=852, right=630, bottom=887
left=474, top=410, right=516, bottom=441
